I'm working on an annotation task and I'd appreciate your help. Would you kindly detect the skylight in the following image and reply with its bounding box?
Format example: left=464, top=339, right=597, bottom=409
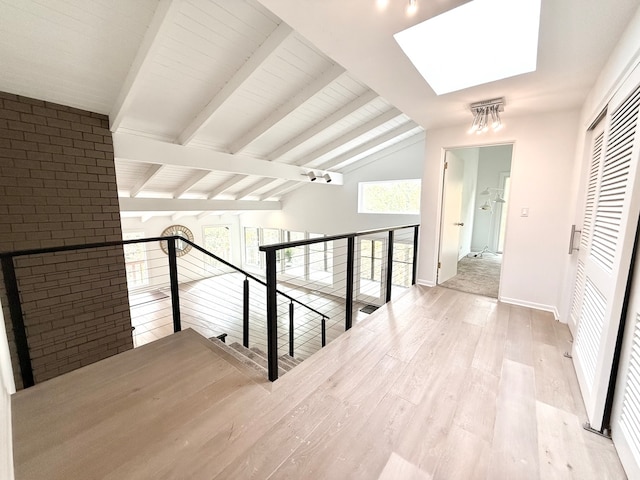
left=394, top=0, right=541, bottom=95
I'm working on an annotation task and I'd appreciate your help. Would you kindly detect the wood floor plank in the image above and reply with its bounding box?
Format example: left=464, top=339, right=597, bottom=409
left=452, top=367, right=500, bottom=443
left=377, top=452, right=432, bottom=480
left=505, top=304, right=534, bottom=366
left=433, top=424, right=491, bottom=480
left=488, top=359, right=540, bottom=480
left=536, top=400, right=597, bottom=480
left=531, top=309, right=557, bottom=346
left=533, top=342, right=576, bottom=412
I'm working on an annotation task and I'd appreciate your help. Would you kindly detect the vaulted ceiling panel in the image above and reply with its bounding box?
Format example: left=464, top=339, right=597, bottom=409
left=193, top=32, right=335, bottom=150
left=0, top=0, right=157, bottom=113
left=244, top=74, right=370, bottom=157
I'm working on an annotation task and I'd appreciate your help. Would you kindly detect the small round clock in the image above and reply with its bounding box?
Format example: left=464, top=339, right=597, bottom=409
left=160, top=225, right=194, bottom=257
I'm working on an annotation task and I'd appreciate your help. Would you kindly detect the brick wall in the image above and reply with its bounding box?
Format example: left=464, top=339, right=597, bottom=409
left=0, top=91, right=132, bottom=388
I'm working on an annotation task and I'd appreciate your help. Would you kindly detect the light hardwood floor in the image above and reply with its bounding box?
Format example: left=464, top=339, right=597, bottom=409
left=12, top=286, right=627, bottom=479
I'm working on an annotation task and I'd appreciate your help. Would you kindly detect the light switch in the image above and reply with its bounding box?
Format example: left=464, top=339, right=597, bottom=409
left=521, top=207, right=529, bottom=217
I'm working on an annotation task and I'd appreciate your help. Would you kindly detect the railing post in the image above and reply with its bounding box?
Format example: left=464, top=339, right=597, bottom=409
left=265, top=249, right=279, bottom=381
left=289, top=302, right=294, bottom=357
left=243, top=277, right=249, bottom=348
left=167, top=238, right=181, bottom=333
left=385, top=230, right=395, bottom=303
left=1, top=257, right=34, bottom=388
left=345, top=236, right=355, bottom=330
left=321, top=316, right=326, bottom=347
left=412, top=225, right=419, bottom=285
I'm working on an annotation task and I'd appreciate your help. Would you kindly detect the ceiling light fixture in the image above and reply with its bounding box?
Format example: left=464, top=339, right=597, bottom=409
left=376, top=0, right=418, bottom=16
left=468, top=98, right=504, bottom=134
left=323, top=173, right=332, bottom=183
left=306, top=171, right=317, bottom=181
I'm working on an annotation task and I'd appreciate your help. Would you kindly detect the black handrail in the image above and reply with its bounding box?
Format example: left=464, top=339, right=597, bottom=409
left=1, top=235, right=329, bottom=386
left=0, top=235, right=328, bottom=320
left=258, top=223, right=419, bottom=252
left=182, top=238, right=327, bottom=319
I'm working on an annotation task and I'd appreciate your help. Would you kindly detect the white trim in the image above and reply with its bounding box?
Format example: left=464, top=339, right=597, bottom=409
left=499, top=296, right=560, bottom=320
left=417, top=278, right=436, bottom=287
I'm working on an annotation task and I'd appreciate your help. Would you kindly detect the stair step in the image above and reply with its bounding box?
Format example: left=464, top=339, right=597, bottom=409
left=228, top=342, right=291, bottom=374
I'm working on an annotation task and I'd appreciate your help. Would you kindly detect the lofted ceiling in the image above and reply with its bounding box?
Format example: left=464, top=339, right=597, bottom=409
left=0, top=0, right=638, bottom=221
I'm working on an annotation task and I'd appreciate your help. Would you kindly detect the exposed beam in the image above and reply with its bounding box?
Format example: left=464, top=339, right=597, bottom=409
left=318, top=122, right=421, bottom=171
left=113, top=133, right=343, bottom=184
left=235, top=178, right=277, bottom=200
left=178, top=23, right=294, bottom=145
left=119, top=197, right=281, bottom=212
left=207, top=175, right=248, bottom=199
left=259, top=180, right=298, bottom=200
left=141, top=214, right=155, bottom=223
left=267, top=90, right=378, bottom=160
left=293, top=109, right=403, bottom=166
left=173, top=170, right=211, bottom=198
left=130, top=164, right=164, bottom=197
left=229, top=64, right=345, bottom=154
left=110, top=0, right=180, bottom=132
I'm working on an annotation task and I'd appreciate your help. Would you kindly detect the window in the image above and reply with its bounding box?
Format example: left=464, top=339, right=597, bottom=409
left=244, top=227, right=260, bottom=267
left=283, top=231, right=305, bottom=276
left=203, top=226, right=231, bottom=271
left=123, top=232, right=148, bottom=288
left=309, top=233, right=332, bottom=283
left=358, top=179, right=421, bottom=214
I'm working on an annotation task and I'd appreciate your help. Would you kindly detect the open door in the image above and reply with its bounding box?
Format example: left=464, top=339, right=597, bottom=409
left=438, top=151, right=465, bottom=283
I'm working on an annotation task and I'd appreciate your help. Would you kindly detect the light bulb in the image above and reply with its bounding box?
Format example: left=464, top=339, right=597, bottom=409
left=406, top=0, right=418, bottom=16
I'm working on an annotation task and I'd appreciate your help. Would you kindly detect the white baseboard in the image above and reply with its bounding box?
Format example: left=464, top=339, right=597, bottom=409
left=499, top=296, right=560, bottom=321
left=416, top=278, right=436, bottom=287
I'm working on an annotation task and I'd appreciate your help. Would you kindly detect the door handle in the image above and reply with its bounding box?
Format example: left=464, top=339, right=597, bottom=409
left=568, top=224, right=581, bottom=254
left=454, top=222, right=464, bottom=226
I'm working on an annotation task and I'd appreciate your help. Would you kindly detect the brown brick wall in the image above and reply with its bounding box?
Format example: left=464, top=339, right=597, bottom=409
left=0, top=91, right=132, bottom=388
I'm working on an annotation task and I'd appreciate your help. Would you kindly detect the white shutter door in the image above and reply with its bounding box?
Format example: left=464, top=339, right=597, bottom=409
left=570, top=125, right=604, bottom=327
left=572, top=66, right=640, bottom=431
left=611, top=255, right=640, bottom=478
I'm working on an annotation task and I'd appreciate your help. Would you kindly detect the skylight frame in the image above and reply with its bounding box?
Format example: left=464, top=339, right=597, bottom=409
left=393, top=0, right=542, bottom=95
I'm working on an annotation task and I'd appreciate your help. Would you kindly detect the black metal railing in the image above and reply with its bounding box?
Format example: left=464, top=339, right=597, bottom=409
left=259, top=224, right=420, bottom=381
left=0, top=235, right=326, bottom=387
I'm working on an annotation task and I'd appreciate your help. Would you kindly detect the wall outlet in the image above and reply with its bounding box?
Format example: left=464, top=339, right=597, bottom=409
left=521, top=207, right=529, bottom=217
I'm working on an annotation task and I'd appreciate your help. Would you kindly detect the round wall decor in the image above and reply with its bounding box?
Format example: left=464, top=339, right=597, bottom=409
left=160, top=225, right=194, bottom=257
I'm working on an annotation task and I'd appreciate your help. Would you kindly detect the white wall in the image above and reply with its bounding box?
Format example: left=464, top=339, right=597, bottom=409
left=240, top=135, right=425, bottom=235
left=560, top=6, right=640, bottom=332
left=419, top=110, right=580, bottom=318
left=0, top=299, right=15, bottom=480
left=471, top=145, right=513, bottom=252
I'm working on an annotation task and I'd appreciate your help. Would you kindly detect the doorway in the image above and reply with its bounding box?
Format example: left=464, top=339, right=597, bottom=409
left=437, top=144, right=513, bottom=298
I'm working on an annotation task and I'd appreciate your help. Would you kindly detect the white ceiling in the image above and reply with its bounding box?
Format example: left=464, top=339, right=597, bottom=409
left=0, top=0, right=638, bottom=220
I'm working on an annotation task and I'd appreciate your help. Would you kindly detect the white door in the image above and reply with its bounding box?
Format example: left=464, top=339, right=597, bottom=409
left=611, top=241, right=640, bottom=479
left=571, top=65, right=640, bottom=431
left=438, top=152, right=465, bottom=283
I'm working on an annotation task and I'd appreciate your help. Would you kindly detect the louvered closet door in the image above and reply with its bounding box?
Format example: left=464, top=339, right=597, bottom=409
left=572, top=65, right=640, bottom=431
left=611, top=255, right=640, bottom=479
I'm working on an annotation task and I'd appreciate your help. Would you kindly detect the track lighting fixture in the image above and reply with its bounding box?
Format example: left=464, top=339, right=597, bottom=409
left=468, top=98, right=504, bottom=134
left=307, top=171, right=317, bottom=181
left=323, top=173, right=332, bottom=183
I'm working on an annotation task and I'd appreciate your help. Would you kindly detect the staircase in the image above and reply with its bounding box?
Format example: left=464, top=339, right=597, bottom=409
left=209, top=337, right=302, bottom=378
